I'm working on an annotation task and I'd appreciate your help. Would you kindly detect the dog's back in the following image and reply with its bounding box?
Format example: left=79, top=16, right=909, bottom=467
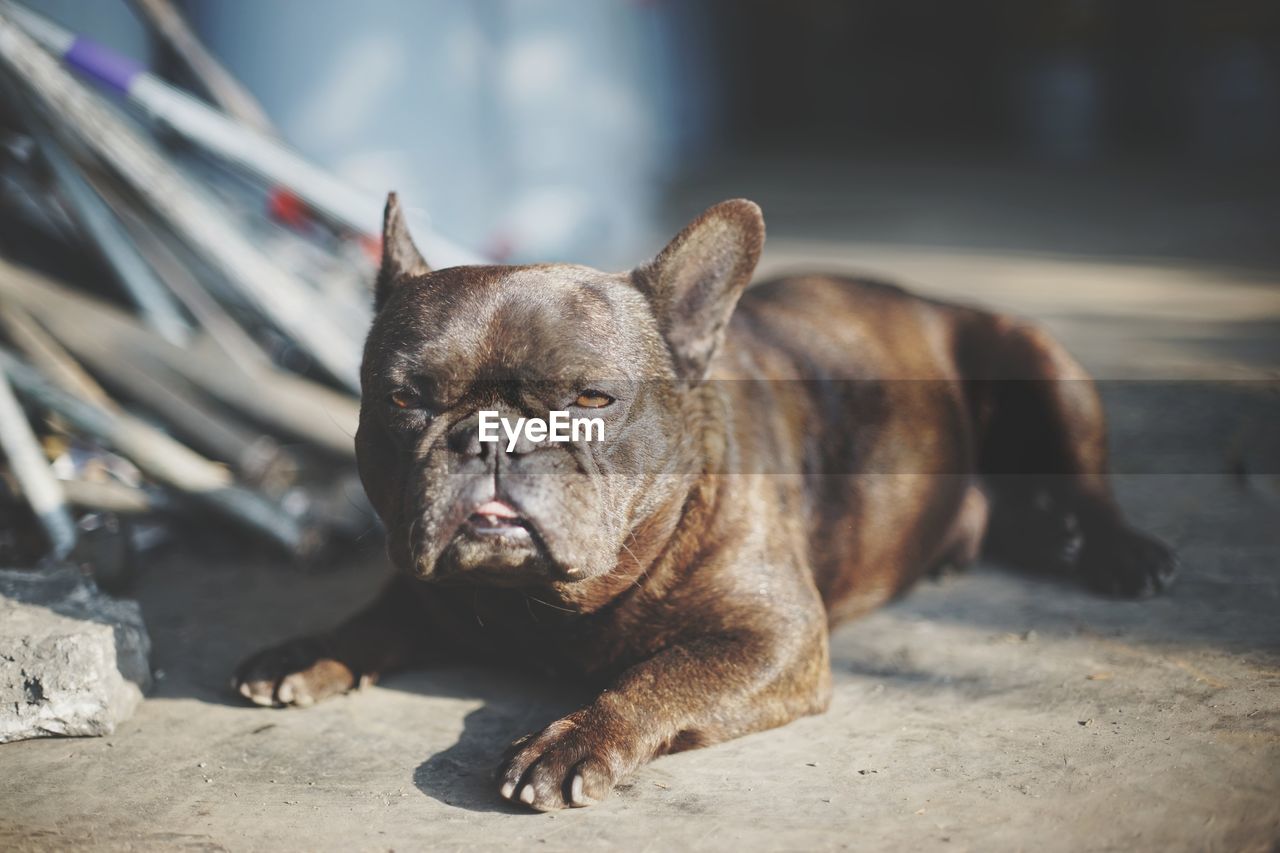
left=716, top=274, right=985, bottom=619
left=718, top=272, right=1172, bottom=619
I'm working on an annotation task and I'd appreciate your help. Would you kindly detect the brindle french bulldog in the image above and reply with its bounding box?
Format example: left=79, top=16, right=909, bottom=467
left=234, top=195, right=1176, bottom=810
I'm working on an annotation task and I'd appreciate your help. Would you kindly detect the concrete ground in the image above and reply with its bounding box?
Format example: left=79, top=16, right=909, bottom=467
left=1, top=160, right=1278, bottom=851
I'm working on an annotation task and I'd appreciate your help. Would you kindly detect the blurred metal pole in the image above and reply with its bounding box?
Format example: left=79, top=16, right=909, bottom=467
left=2, top=1, right=483, bottom=268
left=98, top=188, right=270, bottom=375
left=61, top=477, right=164, bottom=515
left=0, top=362, right=76, bottom=560
left=0, top=347, right=319, bottom=557
left=16, top=98, right=192, bottom=345
left=0, top=302, right=116, bottom=412
left=90, top=359, right=299, bottom=494
left=125, top=0, right=277, bottom=137
left=0, top=258, right=360, bottom=457
left=1, top=300, right=295, bottom=493
left=0, top=9, right=363, bottom=390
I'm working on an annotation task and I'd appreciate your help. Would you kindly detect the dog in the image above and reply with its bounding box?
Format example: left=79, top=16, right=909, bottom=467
left=234, top=195, right=1177, bottom=810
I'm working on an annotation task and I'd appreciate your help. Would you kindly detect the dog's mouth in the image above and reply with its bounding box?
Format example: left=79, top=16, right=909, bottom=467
left=409, top=493, right=573, bottom=586
left=462, top=499, right=533, bottom=539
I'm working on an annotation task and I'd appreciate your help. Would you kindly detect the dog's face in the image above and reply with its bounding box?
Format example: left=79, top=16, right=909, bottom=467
left=355, top=196, right=763, bottom=594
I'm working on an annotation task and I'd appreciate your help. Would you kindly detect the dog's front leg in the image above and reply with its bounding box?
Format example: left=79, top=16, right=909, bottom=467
left=233, top=574, right=435, bottom=707
left=497, top=628, right=830, bottom=811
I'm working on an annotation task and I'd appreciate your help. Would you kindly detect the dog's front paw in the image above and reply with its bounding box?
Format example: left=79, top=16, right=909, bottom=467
left=1078, top=526, right=1178, bottom=599
left=232, top=637, right=357, bottom=708
left=497, top=710, right=630, bottom=811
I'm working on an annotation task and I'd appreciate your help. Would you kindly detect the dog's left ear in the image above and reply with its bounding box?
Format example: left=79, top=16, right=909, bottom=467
left=375, top=192, right=431, bottom=311
left=634, top=199, right=764, bottom=381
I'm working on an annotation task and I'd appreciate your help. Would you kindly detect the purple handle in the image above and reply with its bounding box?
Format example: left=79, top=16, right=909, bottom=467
left=65, top=37, right=142, bottom=94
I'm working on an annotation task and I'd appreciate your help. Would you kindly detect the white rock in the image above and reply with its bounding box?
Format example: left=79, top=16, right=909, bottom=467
left=0, top=566, right=151, bottom=744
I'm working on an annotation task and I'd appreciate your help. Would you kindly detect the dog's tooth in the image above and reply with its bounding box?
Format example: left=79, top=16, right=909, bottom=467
left=500, top=781, right=515, bottom=800
left=570, top=772, right=584, bottom=805
left=519, top=784, right=536, bottom=805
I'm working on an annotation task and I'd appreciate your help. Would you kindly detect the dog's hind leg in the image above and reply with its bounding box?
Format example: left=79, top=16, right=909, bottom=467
left=926, top=482, right=990, bottom=579
left=974, top=318, right=1177, bottom=597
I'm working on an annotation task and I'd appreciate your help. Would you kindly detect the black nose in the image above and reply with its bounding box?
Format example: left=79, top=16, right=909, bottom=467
left=446, top=412, right=541, bottom=457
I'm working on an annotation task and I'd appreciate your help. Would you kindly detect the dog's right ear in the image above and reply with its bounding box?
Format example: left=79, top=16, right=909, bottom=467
left=375, top=192, right=431, bottom=311
left=633, top=199, right=764, bottom=381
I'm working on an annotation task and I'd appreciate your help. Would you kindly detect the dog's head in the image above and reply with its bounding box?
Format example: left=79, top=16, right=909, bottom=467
left=355, top=194, right=763, bottom=597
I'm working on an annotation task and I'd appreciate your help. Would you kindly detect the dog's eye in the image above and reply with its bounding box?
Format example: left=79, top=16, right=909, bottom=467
left=574, top=390, right=614, bottom=409
left=388, top=388, right=421, bottom=410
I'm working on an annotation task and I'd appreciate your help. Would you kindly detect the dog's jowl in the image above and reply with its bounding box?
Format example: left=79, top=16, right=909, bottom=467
left=234, top=193, right=1177, bottom=811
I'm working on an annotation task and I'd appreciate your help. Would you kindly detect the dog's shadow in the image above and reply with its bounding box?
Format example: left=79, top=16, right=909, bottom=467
left=395, top=664, right=592, bottom=813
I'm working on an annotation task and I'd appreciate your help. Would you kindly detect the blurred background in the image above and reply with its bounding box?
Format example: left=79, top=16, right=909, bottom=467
left=23, top=0, right=1280, bottom=267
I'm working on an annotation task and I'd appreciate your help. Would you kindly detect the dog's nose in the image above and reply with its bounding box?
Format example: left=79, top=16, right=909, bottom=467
left=501, top=429, right=539, bottom=457
left=446, top=412, right=541, bottom=458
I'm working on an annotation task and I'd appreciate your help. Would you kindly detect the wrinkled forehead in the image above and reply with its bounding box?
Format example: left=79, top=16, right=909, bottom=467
left=367, top=264, right=658, bottom=383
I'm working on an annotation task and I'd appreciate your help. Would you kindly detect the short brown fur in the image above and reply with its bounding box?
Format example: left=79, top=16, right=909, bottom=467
left=235, top=197, right=1176, bottom=810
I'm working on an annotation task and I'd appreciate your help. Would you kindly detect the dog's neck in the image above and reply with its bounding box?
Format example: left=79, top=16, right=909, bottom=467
left=535, top=394, right=729, bottom=616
